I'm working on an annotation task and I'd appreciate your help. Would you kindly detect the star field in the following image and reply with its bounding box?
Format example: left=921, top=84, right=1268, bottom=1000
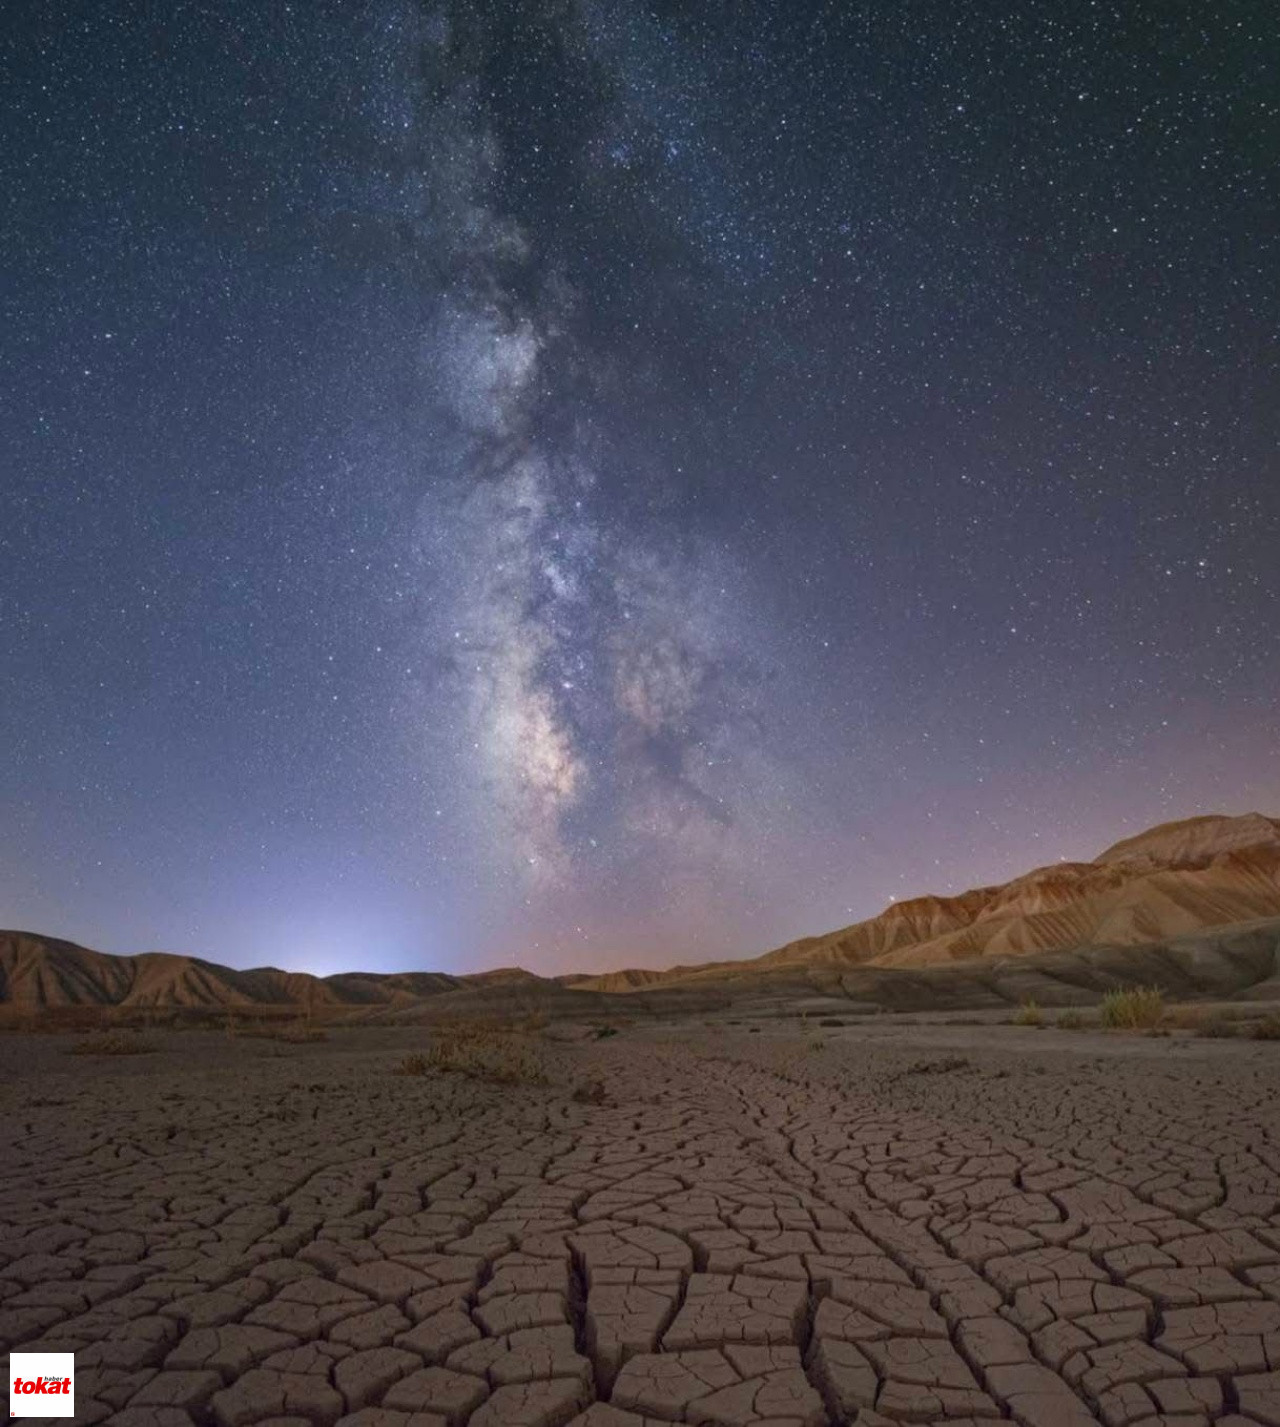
left=1, top=0, right=1277, bottom=975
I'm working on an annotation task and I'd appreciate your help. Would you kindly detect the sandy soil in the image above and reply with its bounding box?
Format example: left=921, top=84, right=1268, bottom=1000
left=3, top=1020, right=1280, bottom=1427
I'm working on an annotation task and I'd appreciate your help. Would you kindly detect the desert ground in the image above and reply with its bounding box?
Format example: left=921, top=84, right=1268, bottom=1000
left=4, top=1014, right=1280, bottom=1427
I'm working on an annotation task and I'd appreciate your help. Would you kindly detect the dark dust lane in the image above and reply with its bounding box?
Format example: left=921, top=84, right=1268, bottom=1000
left=2, top=1027, right=1279, bottom=1427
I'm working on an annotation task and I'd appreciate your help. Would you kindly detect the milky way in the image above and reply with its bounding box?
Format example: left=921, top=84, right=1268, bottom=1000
left=1, top=0, right=1276, bottom=973
left=407, top=10, right=796, bottom=932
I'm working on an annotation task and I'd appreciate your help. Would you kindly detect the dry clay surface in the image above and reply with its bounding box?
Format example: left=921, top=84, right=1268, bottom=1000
left=4, top=1025, right=1280, bottom=1427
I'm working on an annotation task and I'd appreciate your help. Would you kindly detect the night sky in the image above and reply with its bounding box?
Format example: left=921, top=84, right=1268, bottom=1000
left=3, top=1, right=1277, bottom=977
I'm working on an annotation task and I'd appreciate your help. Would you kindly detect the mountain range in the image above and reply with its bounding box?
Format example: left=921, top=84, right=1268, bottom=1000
left=4, top=812, right=1279, bottom=1015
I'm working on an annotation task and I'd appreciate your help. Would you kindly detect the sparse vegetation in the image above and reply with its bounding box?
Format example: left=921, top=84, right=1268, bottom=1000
left=1013, top=998, right=1044, bottom=1027
left=592, top=1024, right=619, bottom=1040
left=1162, top=1003, right=1235, bottom=1031
left=67, top=1031, right=156, bottom=1056
left=1249, top=1015, right=1280, bottom=1042
left=1055, top=1010, right=1087, bottom=1029
left=1196, top=1018, right=1238, bottom=1038
left=392, top=1023, right=548, bottom=1085
left=1099, top=986, right=1165, bottom=1029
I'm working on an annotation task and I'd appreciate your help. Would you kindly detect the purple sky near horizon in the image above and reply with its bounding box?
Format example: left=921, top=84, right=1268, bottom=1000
left=2, top=1, right=1277, bottom=977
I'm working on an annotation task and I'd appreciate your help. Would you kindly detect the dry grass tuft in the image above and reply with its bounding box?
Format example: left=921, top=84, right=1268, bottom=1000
left=1162, top=1003, right=1238, bottom=1031
left=393, top=1023, right=548, bottom=1085
left=67, top=1031, right=157, bottom=1056
left=1100, top=985, right=1165, bottom=1030
left=1013, top=998, right=1044, bottom=1027
left=1055, top=1010, right=1088, bottom=1030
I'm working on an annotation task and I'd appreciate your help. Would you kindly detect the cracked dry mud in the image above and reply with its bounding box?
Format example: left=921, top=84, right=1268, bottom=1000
left=4, top=1025, right=1280, bottom=1427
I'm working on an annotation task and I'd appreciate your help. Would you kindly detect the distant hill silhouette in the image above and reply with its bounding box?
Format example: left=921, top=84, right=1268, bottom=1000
left=570, top=812, right=1280, bottom=991
left=4, top=813, right=1279, bottom=1013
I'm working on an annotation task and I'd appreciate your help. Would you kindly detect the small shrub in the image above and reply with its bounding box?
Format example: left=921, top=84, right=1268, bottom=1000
left=1055, top=1010, right=1087, bottom=1030
left=592, top=1025, right=619, bottom=1040
left=394, top=1025, right=547, bottom=1085
left=1013, top=999, right=1044, bottom=1027
left=1100, top=986, right=1165, bottom=1029
left=68, top=1032, right=156, bottom=1057
left=1249, top=1016, right=1280, bottom=1042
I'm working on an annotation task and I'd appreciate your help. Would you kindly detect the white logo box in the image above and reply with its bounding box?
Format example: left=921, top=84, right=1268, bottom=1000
left=9, top=1354, right=74, bottom=1418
